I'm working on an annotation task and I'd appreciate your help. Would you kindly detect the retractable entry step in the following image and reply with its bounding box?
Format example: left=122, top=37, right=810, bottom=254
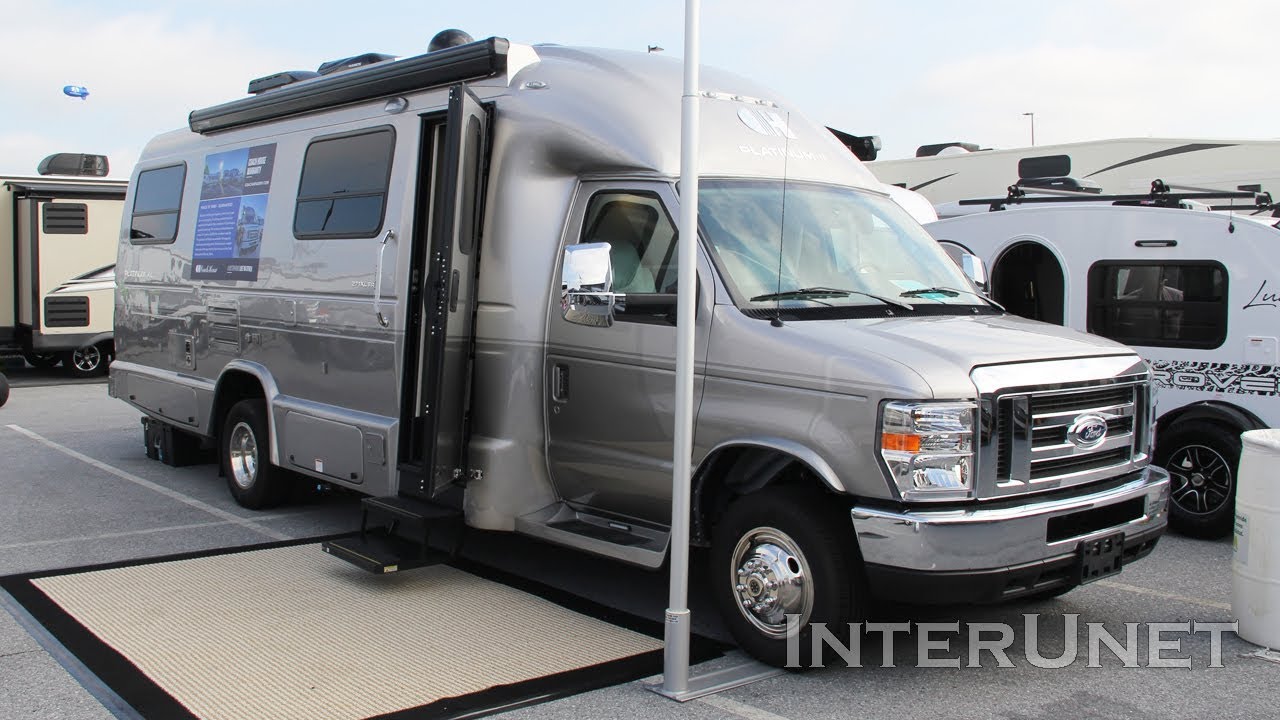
left=322, top=495, right=464, bottom=574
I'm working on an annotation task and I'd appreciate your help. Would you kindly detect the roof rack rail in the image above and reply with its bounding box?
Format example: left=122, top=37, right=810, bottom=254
left=189, top=37, right=510, bottom=135
left=959, top=178, right=1267, bottom=212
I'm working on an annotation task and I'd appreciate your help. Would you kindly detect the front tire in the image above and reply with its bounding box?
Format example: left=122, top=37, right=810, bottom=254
left=221, top=399, right=289, bottom=509
left=1155, top=420, right=1240, bottom=539
left=710, top=486, right=863, bottom=668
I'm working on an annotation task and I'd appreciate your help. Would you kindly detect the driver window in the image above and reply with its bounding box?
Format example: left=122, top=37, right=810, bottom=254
left=580, top=191, right=678, bottom=294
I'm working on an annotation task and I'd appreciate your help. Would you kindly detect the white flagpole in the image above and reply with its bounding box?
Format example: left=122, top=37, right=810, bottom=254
left=662, top=0, right=701, bottom=697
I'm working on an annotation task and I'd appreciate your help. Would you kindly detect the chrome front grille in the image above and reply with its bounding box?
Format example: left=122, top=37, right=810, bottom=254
left=971, top=356, right=1153, bottom=500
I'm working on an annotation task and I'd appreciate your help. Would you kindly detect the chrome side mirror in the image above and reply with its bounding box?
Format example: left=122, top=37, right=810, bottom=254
left=958, top=252, right=988, bottom=294
left=561, top=242, right=616, bottom=327
left=937, top=240, right=990, bottom=295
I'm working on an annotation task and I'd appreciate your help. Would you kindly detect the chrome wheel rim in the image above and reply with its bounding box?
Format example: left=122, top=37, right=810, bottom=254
left=1168, top=444, right=1232, bottom=515
left=72, top=345, right=101, bottom=372
left=730, top=526, right=813, bottom=638
left=228, top=421, right=259, bottom=490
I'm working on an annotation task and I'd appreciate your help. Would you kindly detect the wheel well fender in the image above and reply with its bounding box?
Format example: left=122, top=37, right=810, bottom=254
left=691, top=440, right=846, bottom=546
left=211, top=361, right=279, bottom=465
left=1157, top=401, right=1265, bottom=438
left=83, top=333, right=114, bottom=350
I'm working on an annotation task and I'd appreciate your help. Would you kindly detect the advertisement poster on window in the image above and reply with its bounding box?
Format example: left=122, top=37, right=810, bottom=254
left=191, top=144, right=276, bottom=280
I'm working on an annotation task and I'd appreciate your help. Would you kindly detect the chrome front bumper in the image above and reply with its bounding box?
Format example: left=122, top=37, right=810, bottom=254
left=851, top=466, right=1170, bottom=575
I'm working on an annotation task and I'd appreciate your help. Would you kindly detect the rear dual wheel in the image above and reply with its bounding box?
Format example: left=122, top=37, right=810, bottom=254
left=221, top=399, right=289, bottom=509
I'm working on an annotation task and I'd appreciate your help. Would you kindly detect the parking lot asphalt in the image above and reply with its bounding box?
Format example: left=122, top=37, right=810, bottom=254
left=1, top=381, right=1276, bottom=720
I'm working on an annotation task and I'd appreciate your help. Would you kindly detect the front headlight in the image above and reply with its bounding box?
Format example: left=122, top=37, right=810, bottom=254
left=880, top=401, right=976, bottom=501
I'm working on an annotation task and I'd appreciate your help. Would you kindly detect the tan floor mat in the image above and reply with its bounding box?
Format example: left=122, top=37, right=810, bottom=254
left=29, top=543, right=663, bottom=720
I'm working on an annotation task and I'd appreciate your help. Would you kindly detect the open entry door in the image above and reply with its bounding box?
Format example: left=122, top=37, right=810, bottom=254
left=399, top=84, right=490, bottom=500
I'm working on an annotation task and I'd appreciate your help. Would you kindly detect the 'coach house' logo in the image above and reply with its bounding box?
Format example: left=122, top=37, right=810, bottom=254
left=1067, top=413, right=1109, bottom=449
left=738, top=108, right=797, bottom=139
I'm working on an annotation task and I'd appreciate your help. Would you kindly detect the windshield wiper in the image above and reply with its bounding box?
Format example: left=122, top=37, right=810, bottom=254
left=899, top=286, right=1006, bottom=311
left=752, top=286, right=914, bottom=311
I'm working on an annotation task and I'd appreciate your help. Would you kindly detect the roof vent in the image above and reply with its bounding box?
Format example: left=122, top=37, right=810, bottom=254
left=247, top=70, right=320, bottom=95
left=316, top=52, right=396, bottom=76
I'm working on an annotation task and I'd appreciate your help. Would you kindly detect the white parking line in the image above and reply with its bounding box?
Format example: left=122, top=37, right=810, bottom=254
left=1094, top=579, right=1231, bottom=611
left=0, top=515, right=292, bottom=551
left=698, top=695, right=794, bottom=720
left=4, top=424, right=291, bottom=542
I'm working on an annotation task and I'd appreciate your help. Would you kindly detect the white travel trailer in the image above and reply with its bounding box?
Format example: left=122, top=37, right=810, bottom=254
left=929, top=191, right=1280, bottom=538
left=111, top=34, right=1169, bottom=665
left=1, top=156, right=123, bottom=377
left=870, top=137, right=1280, bottom=205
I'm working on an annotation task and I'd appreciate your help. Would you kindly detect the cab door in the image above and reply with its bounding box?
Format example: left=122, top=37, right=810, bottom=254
left=545, top=182, right=711, bottom=524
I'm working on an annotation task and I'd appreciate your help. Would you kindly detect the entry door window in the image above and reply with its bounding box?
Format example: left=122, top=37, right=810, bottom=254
left=579, top=191, right=678, bottom=298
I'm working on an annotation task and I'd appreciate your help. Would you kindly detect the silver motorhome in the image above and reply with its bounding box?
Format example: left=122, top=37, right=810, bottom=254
left=111, top=36, right=1170, bottom=665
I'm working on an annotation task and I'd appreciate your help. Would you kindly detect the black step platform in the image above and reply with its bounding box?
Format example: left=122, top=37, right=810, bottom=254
left=322, top=495, right=464, bottom=574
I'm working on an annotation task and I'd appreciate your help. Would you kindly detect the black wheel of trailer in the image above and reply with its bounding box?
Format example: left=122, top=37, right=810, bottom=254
left=62, top=343, right=110, bottom=378
left=221, top=399, right=289, bottom=509
left=710, top=486, right=866, bottom=668
left=22, top=351, right=60, bottom=369
left=1155, top=420, right=1240, bottom=539
left=0, top=372, right=9, bottom=407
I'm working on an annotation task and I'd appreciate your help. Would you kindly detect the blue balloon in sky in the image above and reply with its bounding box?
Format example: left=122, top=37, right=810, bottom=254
left=63, top=85, right=90, bottom=100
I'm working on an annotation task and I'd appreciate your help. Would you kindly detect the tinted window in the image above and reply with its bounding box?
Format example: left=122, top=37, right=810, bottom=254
left=294, top=127, right=394, bottom=238
left=1087, top=261, right=1227, bottom=349
left=131, top=164, right=186, bottom=243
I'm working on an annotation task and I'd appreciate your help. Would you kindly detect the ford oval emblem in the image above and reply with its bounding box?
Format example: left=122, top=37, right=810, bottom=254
left=1067, top=413, right=1109, bottom=448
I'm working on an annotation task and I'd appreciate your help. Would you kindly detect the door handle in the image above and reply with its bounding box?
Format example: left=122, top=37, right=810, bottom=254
left=373, top=229, right=395, bottom=327
left=552, top=364, right=569, bottom=402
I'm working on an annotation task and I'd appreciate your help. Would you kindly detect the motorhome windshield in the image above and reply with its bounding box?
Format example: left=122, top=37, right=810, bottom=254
left=699, top=179, right=984, bottom=313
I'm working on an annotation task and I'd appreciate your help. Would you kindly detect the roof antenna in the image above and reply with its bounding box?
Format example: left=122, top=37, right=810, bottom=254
left=771, top=111, right=793, bottom=328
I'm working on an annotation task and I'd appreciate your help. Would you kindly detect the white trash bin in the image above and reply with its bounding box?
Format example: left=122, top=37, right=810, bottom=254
left=1232, top=428, right=1280, bottom=648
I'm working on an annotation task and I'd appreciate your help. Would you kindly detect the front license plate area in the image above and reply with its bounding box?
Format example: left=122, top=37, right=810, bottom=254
left=1079, top=532, right=1124, bottom=584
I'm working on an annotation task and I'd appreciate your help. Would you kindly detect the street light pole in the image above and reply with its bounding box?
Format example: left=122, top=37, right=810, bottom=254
left=1022, top=111, right=1035, bottom=146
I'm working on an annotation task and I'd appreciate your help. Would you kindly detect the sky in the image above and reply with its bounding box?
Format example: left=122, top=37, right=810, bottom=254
left=2, top=0, right=1274, bottom=178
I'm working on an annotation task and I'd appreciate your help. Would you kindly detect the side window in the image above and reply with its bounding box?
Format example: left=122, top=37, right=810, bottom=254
left=294, top=127, right=395, bottom=238
left=580, top=191, right=678, bottom=295
left=1087, top=261, right=1227, bottom=349
left=130, top=164, right=187, bottom=244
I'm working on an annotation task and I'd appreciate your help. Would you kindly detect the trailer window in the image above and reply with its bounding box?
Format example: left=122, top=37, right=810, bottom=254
left=130, top=164, right=187, bottom=244
left=294, top=127, right=395, bottom=239
left=1087, top=261, right=1227, bottom=349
